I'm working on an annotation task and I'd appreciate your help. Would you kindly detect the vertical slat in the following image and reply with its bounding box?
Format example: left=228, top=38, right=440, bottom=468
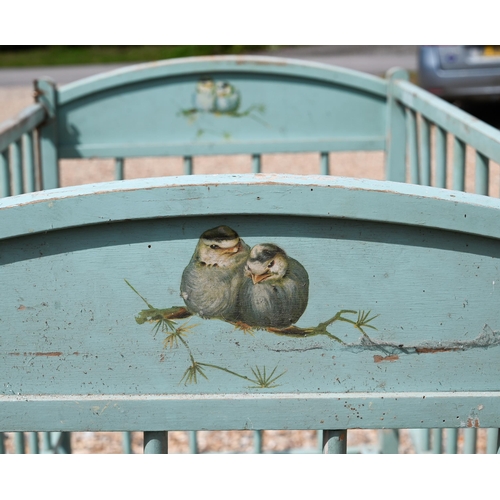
left=38, top=432, right=71, bottom=454
left=144, top=431, right=168, bottom=454
left=184, top=156, right=193, bottom=175
left=435, top=126, right=447, bottom=188
left=29, top=432, right=40, bottom=454
left=406, top=108, right=419, bottom=184
left=22, top=132, right=36, bottom=193
left=35, top=78, right=59, bottom=189
left=115, top=158, right=125, bottom=181
left=122, top=432, right=132, bottom=454
left=378, top=429, right=399, bottom=454
left=431, top=428, right=442, bottom=454
left=463, top=428, right=477, bottom=454
left=41, top=432, right=51, bottom=452
left=486, top=429, right=500, bottom=454
left=316, top=430, right=323, bottom=453
left=55, top=432, right=71, bottom=454
left=14, top=432, right=25, bottom=454
left=10, top=140, right=23, bottom=195
left=320, top=152, right=329, bottom=175
left=452, top=136, right=466, bottom=191
left=445, top=428, right=458, bottom=454
left=475, top=151, right=489, bottom=196
left=252, top=154, right=261, bottom=174
left=385, top=69, right=409, bottom=182
left=1, top=149, right=10, bottom=197
left=322, top=429, right=347, bottom=454
left=253, top=431, right=263, bottom=454
left=418, top=116, right=431, bottom=186
left=0, top=433, right=5, bottom=454
left=188, top=431, right=198, bottom=454
left=410, top=428, right=431, bottom=453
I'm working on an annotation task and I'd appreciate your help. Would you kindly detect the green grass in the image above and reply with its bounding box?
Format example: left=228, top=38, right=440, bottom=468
left=0, top=46, right=281, bottom=68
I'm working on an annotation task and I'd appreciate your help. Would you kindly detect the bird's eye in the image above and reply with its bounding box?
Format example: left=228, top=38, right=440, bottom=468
left=267, top=260, right=274, bottom=268
left=210, top=244, right=220, bottom=250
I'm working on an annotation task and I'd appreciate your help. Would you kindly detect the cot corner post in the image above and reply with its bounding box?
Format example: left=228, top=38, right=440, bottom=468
left=34, top=77, right=59, bottom=190
left=385, top=67, right=409, bottom=183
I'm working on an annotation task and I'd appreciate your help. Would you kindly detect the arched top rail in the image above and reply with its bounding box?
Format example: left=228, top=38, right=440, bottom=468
left=57, top=55, right=387, bottom=105
left=1, top=174, right=500, bottom=241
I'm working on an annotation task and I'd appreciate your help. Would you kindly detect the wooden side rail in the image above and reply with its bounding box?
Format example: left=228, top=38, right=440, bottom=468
left=1, top=174, right=500, bottom=452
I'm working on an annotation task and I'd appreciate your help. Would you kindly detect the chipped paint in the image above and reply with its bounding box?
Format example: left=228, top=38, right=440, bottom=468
left=415, top=347, right=460, bottom=354
left=373, top=354, right=399, bottom=363
left=466, top=417, right=480, bottom=428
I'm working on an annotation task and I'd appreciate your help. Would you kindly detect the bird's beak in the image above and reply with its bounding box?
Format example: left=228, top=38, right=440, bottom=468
left=251, top=271, right=271, bottom=285
left=222, top=242, right=241, bottom=255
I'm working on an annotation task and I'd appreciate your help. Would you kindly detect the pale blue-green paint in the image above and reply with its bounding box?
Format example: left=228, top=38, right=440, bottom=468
left=475, top=151, right=489, bottom=196
left=435, top=126, right=447, bottom=189
left=445, top=429, right=458, bottom=454
left=183, top=156, right=193, bottom=175
left=0, top=150, right=10, bottom=197
left=122, top=432, right=132, bottom=453
left=57, top=56, right=388, bottom=106
left=463, top=427, right=477, bottom=454
left=252, top=154, right=261, bottom=174
left=419, top=115, right=431, bottom=186
left=1, top=176, right=500, bottom=435
left=486, top=428, right=500, bottom=454
left=10, top=140, right=23, bottom=195
left=0, top=55, right=499, bottom=454
left=320, top=152, right=329, bottom=175
left=393, top=80, right=500, bottom=164
left=406, top=108, right=419, bottom=184
left=3, top=175, right=500, bottom=241
left=323, top=430, right=347, bottom=454
left=115, top=158, right=124, bottom=181
left=34, top=78, right=59, bottom=190
left=188, top=431, right=198, bottom=454
left=22, top=132, right=36, bottom=193
left=431, top=429, right=442, bottom=454
left=0, top=104, right=45, bottom=153
left=385, top=68, right=408, bottom=183
left=453, top=136, right=466, bottom=191
left=144, top=431, right=168, bottom=454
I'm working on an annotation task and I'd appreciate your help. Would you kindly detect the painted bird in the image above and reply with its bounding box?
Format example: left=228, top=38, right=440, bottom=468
left=180, top=225, right=250, bottom=321
left=193, top=78, right=216, bottom=112
left=239, top=244, right=309, bottom=329
left=215, top=81, right=240, bottom=113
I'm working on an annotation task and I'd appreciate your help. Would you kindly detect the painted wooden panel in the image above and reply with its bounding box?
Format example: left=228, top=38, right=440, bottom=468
left=0, top=104, right=46, bottom=153
left=50, top=57, right=387, bottom=158
left=393, top=80, right=500, bottom=164
left=1, top=175, right=500, bottom=432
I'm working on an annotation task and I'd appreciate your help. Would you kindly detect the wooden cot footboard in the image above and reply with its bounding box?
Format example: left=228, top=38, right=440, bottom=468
left=1, top=174, right=500, bottom=452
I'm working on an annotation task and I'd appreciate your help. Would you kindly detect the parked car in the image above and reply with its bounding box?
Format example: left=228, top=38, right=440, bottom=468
left=418, top=46, right=500, bottom=101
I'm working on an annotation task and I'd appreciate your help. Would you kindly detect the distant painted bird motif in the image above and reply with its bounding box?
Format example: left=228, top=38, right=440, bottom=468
left=215, top=81, right=240, bottom=113
left=180, top=226, right=250, bottom=321
left=239, top=244, right=309, bottom=328
left=193, top=78, right=216, bottom=112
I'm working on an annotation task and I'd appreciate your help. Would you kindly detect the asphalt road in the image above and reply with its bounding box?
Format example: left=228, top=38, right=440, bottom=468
left=0, top=46, right=418, bottom=87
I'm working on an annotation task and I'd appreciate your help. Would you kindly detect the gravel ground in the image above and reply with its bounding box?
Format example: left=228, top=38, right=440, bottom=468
left=0, top=86, right=496, bottom=454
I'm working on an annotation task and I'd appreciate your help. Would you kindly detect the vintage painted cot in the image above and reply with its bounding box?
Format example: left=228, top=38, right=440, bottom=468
left=1, top=55, right=500, bottom=453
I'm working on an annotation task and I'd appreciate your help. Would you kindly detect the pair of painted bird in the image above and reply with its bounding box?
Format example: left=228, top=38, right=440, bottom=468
left=180, top=225, right=309, bottom=329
